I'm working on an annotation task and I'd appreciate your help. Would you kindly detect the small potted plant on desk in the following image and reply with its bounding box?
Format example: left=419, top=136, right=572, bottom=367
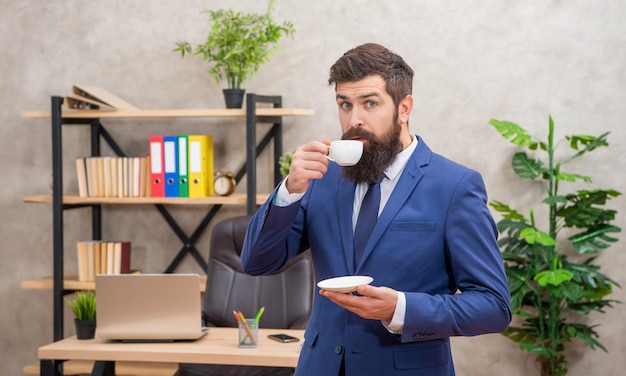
left=174, top=0, right=295, bottom=108
left=65, top=290, right=97, bottom=340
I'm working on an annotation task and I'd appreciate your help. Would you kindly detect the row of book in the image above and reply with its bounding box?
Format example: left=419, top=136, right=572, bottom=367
left=76, top=241, right=131, bottom=282
left=76, top=156, right=150, bottom=198
left=149, top=135, right=214, bottom=197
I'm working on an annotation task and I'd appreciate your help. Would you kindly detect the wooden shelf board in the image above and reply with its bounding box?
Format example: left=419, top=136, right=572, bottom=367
left=23, top=193, right=269, bottom=206
left=21, top=107, right=314, bottom=119
left=23, top=359, right=177, bottom=375
left=21, top=274, right=93, bottom=290
left=21, top=274, right=207, bottom=292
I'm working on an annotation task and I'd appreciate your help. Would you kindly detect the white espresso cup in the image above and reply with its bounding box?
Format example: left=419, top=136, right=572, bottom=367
left=327, top=140, right=363, bottom=166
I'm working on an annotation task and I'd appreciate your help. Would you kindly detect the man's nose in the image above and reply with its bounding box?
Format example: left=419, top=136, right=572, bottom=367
left=348, top=108, right=364, bottom=128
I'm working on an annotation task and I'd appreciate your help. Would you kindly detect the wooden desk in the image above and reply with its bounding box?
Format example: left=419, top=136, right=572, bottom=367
left=38, top=328, right=304, bottom=376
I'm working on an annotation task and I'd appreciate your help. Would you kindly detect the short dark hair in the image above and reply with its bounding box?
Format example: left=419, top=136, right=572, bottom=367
left=328, top=43, right=414, bottom=108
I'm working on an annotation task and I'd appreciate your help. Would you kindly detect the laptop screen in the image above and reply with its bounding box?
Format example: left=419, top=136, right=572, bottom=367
left=95, top=274, right=205, bottom=341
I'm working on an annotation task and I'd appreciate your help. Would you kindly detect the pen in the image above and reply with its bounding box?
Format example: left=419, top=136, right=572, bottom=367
left=235, top=310, right=255, bottom=344
left=254, top=306, right=265, bottom=322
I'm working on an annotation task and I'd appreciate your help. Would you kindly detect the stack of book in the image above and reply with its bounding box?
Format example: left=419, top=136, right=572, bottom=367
left=76, top=241, right=131, bottom=282
left=76, top=156, right=150, bottom=198
left=149, top=135, right=214, bottom=197
left=64, top=84, right=138, bottom=110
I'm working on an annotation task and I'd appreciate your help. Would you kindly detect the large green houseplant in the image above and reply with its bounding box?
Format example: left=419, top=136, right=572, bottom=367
left=488, top=117, right=621, bottom=375
left=174, top=0, right=295, bottom=108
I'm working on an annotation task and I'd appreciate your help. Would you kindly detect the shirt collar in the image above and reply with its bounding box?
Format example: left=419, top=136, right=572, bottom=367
left=383, top=135, right=418, bottom=181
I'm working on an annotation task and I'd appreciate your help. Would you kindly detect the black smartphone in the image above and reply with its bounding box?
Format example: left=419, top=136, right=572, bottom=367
left=267, top=333, right=300, bottom=343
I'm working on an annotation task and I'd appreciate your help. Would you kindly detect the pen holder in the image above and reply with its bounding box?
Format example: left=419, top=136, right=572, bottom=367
left=238, top=319, right=258, bottom=348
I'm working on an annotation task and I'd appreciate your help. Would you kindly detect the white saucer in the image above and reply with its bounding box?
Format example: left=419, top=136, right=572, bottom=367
left=317, top=276, right=374, bottom=293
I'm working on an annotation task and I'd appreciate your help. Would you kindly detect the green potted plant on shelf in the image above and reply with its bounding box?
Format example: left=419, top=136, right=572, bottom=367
left=278, top=151, right=293, bottom=177
left=174, top=0, right=295, bottom=108
left=488, top=116, right=621, bottom=375
left=65, top=290, right=97, bottom=340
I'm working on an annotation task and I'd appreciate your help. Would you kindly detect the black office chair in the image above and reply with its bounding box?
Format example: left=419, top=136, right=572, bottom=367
left=177, top=215, right=314, bottom=376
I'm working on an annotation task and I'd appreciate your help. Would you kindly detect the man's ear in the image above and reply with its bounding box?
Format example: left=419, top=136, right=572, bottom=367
left=398, top=95, right=414, bottom=124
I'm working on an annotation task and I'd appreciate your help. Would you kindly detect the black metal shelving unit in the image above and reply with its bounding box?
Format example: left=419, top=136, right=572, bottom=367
left=48, top=93, right=288, bottom=343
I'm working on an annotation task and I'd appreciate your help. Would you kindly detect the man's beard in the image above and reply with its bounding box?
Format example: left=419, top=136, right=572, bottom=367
left=341, top=118, right=402, bottom=183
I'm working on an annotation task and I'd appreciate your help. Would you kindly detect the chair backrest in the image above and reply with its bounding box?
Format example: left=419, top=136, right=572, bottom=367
left=203, top=215, right=314, bottom=330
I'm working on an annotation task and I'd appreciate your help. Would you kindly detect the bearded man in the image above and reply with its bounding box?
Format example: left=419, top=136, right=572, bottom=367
left=241, top=43, right=511, bottom=376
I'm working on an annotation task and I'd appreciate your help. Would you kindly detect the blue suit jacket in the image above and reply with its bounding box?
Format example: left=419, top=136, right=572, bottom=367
left=242, top=137, right=511, bottom=375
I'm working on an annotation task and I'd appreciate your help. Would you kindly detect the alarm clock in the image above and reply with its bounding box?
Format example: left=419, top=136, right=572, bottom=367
left=214, top=170, right=236, bottom=196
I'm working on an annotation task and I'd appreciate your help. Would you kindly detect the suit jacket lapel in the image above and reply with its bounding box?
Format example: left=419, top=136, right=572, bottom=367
left=355, top=137, right=432, bottom=272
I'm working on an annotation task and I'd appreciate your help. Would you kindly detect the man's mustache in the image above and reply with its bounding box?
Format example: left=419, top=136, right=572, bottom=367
left=342, top=128, right=376, bottom=143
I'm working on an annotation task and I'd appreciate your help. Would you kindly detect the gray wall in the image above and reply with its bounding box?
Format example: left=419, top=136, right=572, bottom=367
left=2, top=1, right=625, bottom=375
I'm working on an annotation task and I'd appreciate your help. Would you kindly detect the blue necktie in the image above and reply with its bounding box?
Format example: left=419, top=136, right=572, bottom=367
left=354, top=178, right=383, bottom=267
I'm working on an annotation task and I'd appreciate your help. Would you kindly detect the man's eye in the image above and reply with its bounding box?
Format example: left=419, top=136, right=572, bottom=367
left=366, top=101, right=376, bottom=108
left=340, top=102, right=352, bottom=109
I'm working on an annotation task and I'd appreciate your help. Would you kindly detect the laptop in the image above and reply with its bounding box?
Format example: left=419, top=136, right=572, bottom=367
left=95, top=274, right=207, bottom=342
